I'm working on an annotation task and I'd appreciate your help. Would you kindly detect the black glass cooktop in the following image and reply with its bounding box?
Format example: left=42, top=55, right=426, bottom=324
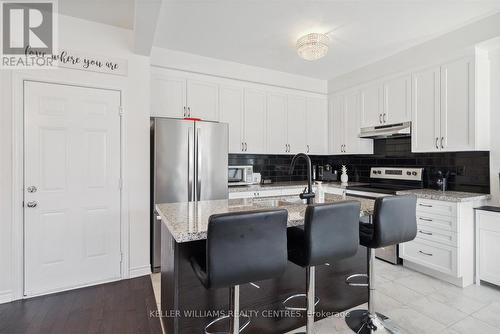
left=346, top=183, right=422, bottom=195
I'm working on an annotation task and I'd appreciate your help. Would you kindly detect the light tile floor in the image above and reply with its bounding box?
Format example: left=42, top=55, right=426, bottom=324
left=151, top=260, right=500, bottom=334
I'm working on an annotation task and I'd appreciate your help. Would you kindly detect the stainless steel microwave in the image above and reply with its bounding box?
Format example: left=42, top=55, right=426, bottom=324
left=228, top=165, right=253, bottom=186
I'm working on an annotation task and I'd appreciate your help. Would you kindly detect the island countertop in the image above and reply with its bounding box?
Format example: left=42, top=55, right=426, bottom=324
left=156, top=194, right=374, bottom=243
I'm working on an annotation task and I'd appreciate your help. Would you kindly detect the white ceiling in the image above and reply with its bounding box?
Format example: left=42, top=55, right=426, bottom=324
left=153, top=0, right=500, bottom=79
left=58, top=0, right=135, bottom=29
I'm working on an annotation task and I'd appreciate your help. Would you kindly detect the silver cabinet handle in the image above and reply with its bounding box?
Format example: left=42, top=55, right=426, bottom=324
left=441, top=137, right=444, bottom=149
left=435, top=137, right=439, bottom=149
left=383, top=113, right=387, bottom=123
left=418, top=230, right=433, bottom=236
left=183, top=106, right=187, bottom=118
left=419, top=217, right=433, bottom=222
left=419, top=250, right=433, bottom=256
left=245, top=142, right=248, bottom=151
left=26, top=201, right=37, bottom=208
left=379, top=114, right=382, bottom=124
left=187, top=107, right=191, bottom=117
left=419, top=203, right=433, bottom=208
left=241, top=142, right=244, bottom=152
left=306, top=145, right=310, bottom=153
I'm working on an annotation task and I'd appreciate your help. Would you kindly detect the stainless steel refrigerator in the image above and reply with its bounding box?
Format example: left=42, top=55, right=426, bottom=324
left=150, top=117, right=228, bottom=271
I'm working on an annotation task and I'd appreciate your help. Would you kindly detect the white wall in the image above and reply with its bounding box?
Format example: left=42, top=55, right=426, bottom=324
left=0, top=15, right=151, bottom=303
left=151, top=47, right=328, bottom=94
left=328, top=12, right=500, bottom=93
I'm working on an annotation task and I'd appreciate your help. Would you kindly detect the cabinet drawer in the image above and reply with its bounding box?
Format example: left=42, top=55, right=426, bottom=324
left=228, top=189, right=282, bottom=199
left=401, top=238, right=458, bottom=276
left=416, top=199, right=457, bottom=217
left=417, top=213, right=457, bottom=232
left=416, top=225, right=458, bottom=247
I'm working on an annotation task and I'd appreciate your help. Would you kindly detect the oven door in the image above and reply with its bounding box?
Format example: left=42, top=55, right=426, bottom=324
left=346, top=190, right=400, bottom=264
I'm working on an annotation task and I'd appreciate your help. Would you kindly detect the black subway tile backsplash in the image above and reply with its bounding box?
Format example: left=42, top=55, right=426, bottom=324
left=229, top=137, right=490, bottom=193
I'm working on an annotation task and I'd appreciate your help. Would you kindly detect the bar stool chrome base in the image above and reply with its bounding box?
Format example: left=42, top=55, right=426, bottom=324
left=346, top=310, right=401, bottom=334
left=204, top=314, right=251, bottom=334
left=282, top=294, right=320, bottom=311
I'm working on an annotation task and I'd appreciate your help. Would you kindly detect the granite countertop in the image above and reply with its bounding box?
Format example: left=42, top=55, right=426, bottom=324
left=156, top=194, right=374, bottom=243
left=228, top=181, right=367, bottom=193
left=396, top=189, right=491, bottom=202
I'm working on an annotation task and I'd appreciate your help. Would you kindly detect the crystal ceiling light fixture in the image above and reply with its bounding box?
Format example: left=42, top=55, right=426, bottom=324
left=296, top=33, right=330, bottom=61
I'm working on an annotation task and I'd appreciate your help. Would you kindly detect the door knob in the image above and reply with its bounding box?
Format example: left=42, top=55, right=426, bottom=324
left=27, top=186, right=37, bottom=193
left=26, top=201, right=37, bottom=208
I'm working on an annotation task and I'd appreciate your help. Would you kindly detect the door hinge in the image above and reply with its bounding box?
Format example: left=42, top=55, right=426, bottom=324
left=118, top=106, right=124, bottom=117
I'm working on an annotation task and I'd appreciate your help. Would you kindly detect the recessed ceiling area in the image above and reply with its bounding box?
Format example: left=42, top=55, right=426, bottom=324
left=58, top=0, right=135, bottom=29
left=153, top=0, right=500, bottom=79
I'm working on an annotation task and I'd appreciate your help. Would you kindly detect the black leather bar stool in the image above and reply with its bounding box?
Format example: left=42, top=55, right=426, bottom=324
left=190, top=209, right=288, bottom=334
left=345, top=194, right=417, bottom=334
left=284, top=201, right=361, bottom=334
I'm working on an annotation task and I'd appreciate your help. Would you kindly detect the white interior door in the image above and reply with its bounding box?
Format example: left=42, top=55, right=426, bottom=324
left=24, top=81, right=122, bottom=296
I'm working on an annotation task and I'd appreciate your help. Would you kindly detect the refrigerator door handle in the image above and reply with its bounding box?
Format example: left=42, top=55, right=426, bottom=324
left=196, top=128, right=202, bottom=201
left=188, top=127, right=194, bottom=201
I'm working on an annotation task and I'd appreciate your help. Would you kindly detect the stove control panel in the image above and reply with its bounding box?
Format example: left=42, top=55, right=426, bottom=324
left=370, top=167, right=423, bottom=181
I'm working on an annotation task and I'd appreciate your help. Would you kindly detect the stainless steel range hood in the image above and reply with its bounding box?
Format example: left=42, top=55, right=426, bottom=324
left=359, top=121, right=411, bottom=139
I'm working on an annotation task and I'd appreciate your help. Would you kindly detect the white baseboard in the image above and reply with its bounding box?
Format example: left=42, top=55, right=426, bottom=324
left=130, top=265, right=152, bottom=278
left=0, top=290, right=13, bottom=304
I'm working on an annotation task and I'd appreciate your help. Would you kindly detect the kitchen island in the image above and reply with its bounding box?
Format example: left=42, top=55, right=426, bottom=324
left=156, top=194, right=374, bottom=334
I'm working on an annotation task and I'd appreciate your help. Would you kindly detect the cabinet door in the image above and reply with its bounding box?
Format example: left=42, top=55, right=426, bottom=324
left=287, top=95, right=307, bottom=154
left=219, top=85, right=244, bottom=153
left=384, top=74, right=411, bottom=124
left=186, top=79, right=219, bottom=121
left=306, top=97, right=328, bottom=155
left=343, top=91, right=361, bottom=154
left=412, top=67, right=441, bottom=152
left=360, top=83, right=382, bottom=127
left=243, top=89, right=267, bottom=154
left=329, top=95, right=344, bottom=154
left=151, top=74, right=186, bottom=118
left=267, top=93, right=288, bottom=154
left=440, top=58, right=474, bottom=151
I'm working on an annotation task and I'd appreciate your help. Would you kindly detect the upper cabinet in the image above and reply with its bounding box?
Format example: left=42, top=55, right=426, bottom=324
left=243, top=89, right=267, bottom=154
left=306, top=97, right=328, bottom=155
left=383, top=74, right=411, bottom=124
left=267, top=93, right=288, bottom=154
left=329, top=91, right=373, bottom=155
left=287, top=95, right=308, bottom=154
left=151, top=73, right=186, bottom=118
left=151, top=72, right=219, bottom=121
left=219, top=85, right=244, bottom=153
left=360, top=74, right=411, bottom=128
left=186, top=80, right=219, bottom=120
left=412, top=56, right=488, bottom=153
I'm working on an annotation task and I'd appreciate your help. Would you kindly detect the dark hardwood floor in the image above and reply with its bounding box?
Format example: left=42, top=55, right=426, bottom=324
left=0, top=276, right=163, bottom=334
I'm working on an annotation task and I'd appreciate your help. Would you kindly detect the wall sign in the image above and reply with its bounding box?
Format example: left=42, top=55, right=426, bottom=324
left=51, top=49, right=128, bottom=76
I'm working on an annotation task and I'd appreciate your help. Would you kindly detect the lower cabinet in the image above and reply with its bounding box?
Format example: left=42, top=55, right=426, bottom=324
left=475, top=209, right=500, bottom=286
left=400, top=198, right=480, bottom=287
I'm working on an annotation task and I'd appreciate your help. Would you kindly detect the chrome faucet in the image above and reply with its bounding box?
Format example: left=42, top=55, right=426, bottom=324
left=289, top=153, right=315, bottom=204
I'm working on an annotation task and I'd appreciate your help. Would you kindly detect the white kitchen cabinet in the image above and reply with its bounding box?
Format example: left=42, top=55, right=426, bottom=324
left=287, top=95, right=307, bottom=154
left=243, top=89, right=267, bottom=154
left=440, top=58, right=474, bottom=152
left=329, top=92, right=373, bottom=155
left=267, top=93, right=288, bottom=154
left=475, top=209, right=500, bottom=286
left=151, top=73, right=186, bottom=118
left=150, top=73, right=219, bottom=121
left=412, top=56, right=488, bottom=153
left=219, top=85, right=244, bottom=153
left=186, top=79, right=219, bottom=121
left=401, top=198, right=482, bottom=287
left=412, top=67, right=441, bottom=152
left=383, top=74, right=411, bottom=124
left=306, top=97, right=328, bottom=155
left=360, top=83, right=382, bottom=127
